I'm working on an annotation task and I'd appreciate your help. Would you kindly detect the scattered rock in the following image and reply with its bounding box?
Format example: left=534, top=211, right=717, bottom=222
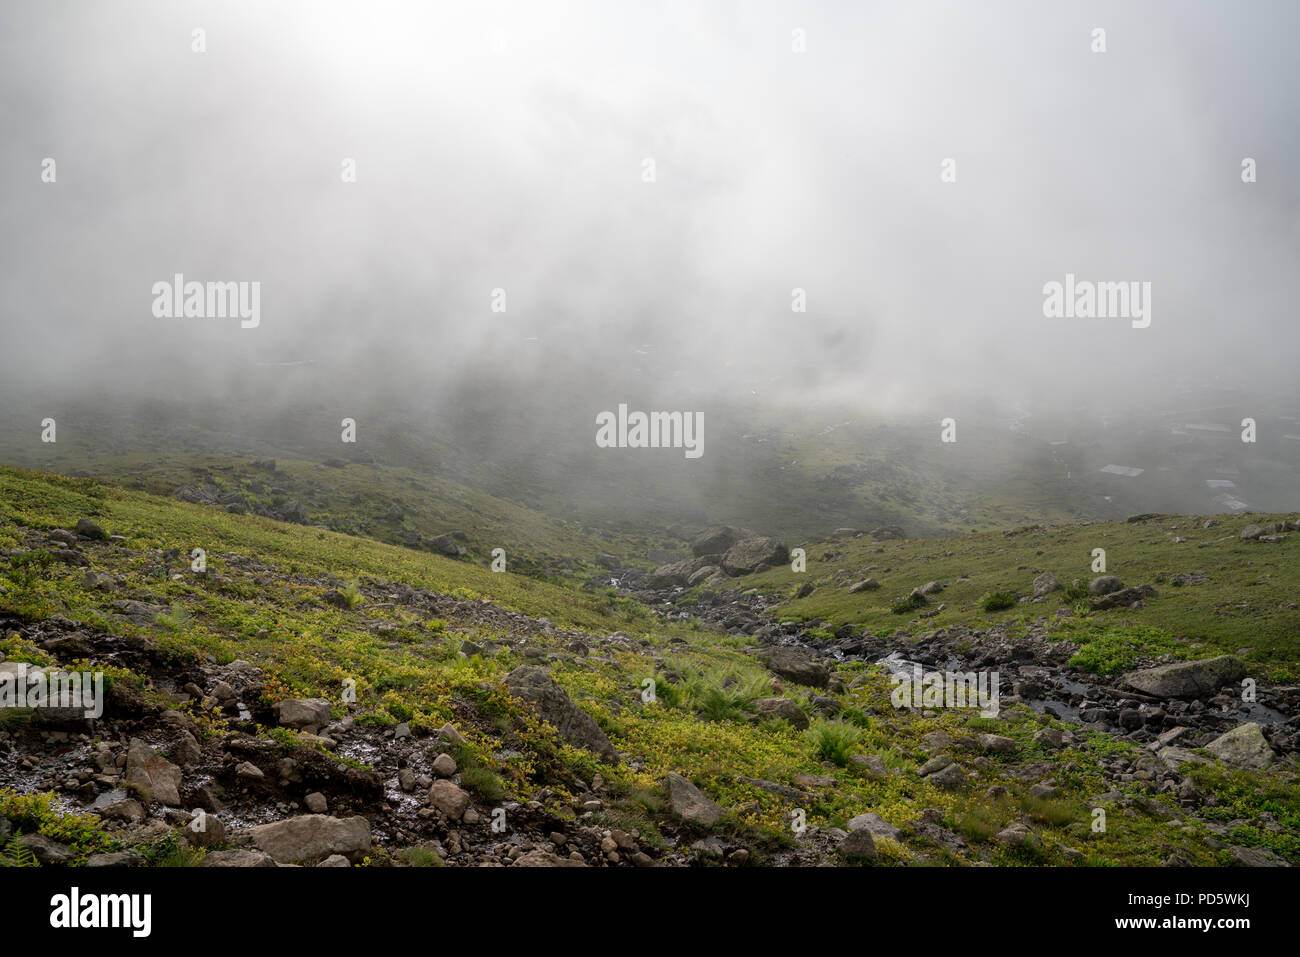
left=665, top=772, right=724, bottom=826
left=504, top=666, right=619, bottom=762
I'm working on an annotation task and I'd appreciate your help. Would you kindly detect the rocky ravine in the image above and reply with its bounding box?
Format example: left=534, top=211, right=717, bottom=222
left=607, top=567, right=1298, bottom=866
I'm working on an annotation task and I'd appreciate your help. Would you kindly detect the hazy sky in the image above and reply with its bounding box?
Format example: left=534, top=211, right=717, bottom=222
left=2, top=0, right=1297, bottom=418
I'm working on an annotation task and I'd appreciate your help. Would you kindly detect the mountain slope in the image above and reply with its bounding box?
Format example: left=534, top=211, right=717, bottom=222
left=1, top=467, right=1296, bottom=868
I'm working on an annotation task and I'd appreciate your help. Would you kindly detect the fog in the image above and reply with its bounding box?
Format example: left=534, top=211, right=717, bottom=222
left=2, top=1, right=1297, bottom=517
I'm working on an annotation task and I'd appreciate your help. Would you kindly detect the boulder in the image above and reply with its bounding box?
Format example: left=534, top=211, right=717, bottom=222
left=722, top=537, right=789, bottom=576
left=691, top=525, right=744, bottom=557
left=504, top=666, right=618, bottom=762
left=839, top=828, right=877, bottom=860
left=428, top=780, right=470, bottom=820
left=847, top=812, right=903, bottom=842
left=761, top=647, right=830, bottom=688
left=847, top=578, right=880, bottom=593
left=277, top=698, right=332, bottom=732
left=1122, top=656, right=1246, bottom=699
left=431, top=753, right=458, bottom=777
left=978, top=733, right=1018, bottom=754
left=74, top=518, right=107, bottom=540
left=242, top=814, right=371, bottom=864
left=124, top=738, right=183, bottom=805
left=923, top=762, right=967, bottom=790
left=649, top=557, right=712, bottom=588
left=1205, top=723, right=1274, bottom=769
left=665, top=772, right=723, bottom=826
left=1228, top=845, right=1288, bottom=867
left=427, top=534, right=465, bottom=557
left=687, top=565, right=723, bottom=586
left=18, top=833, right=72, bottom=864
left=1032, top=572, right=1061, bottom=598
left=753, top=697, right=809, bottom=729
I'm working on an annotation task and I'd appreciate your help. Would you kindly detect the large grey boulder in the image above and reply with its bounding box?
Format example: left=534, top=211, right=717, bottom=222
left=428, top=780, right=470, bottom=820
left=648, top=556, right=715, bottom=588
left=761, top=646, right=830, bottom=688
left=241, top=814, right=371, bottom=864
left=1205, top=723, right=1275, bottom=769
left=277, top=698, right=332, bottom=732
left=691, top=525, right=745, bottom=557
left=427, top=534, right=465, bottom=557
left=847, top=812, right=903, bottom=842
left=1032, top=572, right=1061, bottom=598
left=74, top=518, right=107, bottom=540
left=124, top=738, right=183, bottom=805
left=665, top=772, right=724, bottom=826
left=505, top=666, right=618, bottom=762
left=1122, top=656, right=1246, bottom=699
left=839, top=828, right=877, bottom=860
left=18, top=833, right=73, bottom=864
left=722, top=537, right=789, bottom=575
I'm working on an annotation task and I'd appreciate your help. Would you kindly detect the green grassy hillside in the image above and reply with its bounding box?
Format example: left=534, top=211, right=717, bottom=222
left=1, top=467, right=1296, bottom=867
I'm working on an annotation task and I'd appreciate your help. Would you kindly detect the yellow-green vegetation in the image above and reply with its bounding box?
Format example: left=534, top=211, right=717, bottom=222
left=1061, top=623, right=1191, bottom=676
left=0, top=790, right=117, bottom=864
left=1, top=466, right=1296, bottom=866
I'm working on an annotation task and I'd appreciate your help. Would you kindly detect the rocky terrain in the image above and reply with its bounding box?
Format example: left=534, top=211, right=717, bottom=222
left=1, top=470, right=1297, bottom=868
